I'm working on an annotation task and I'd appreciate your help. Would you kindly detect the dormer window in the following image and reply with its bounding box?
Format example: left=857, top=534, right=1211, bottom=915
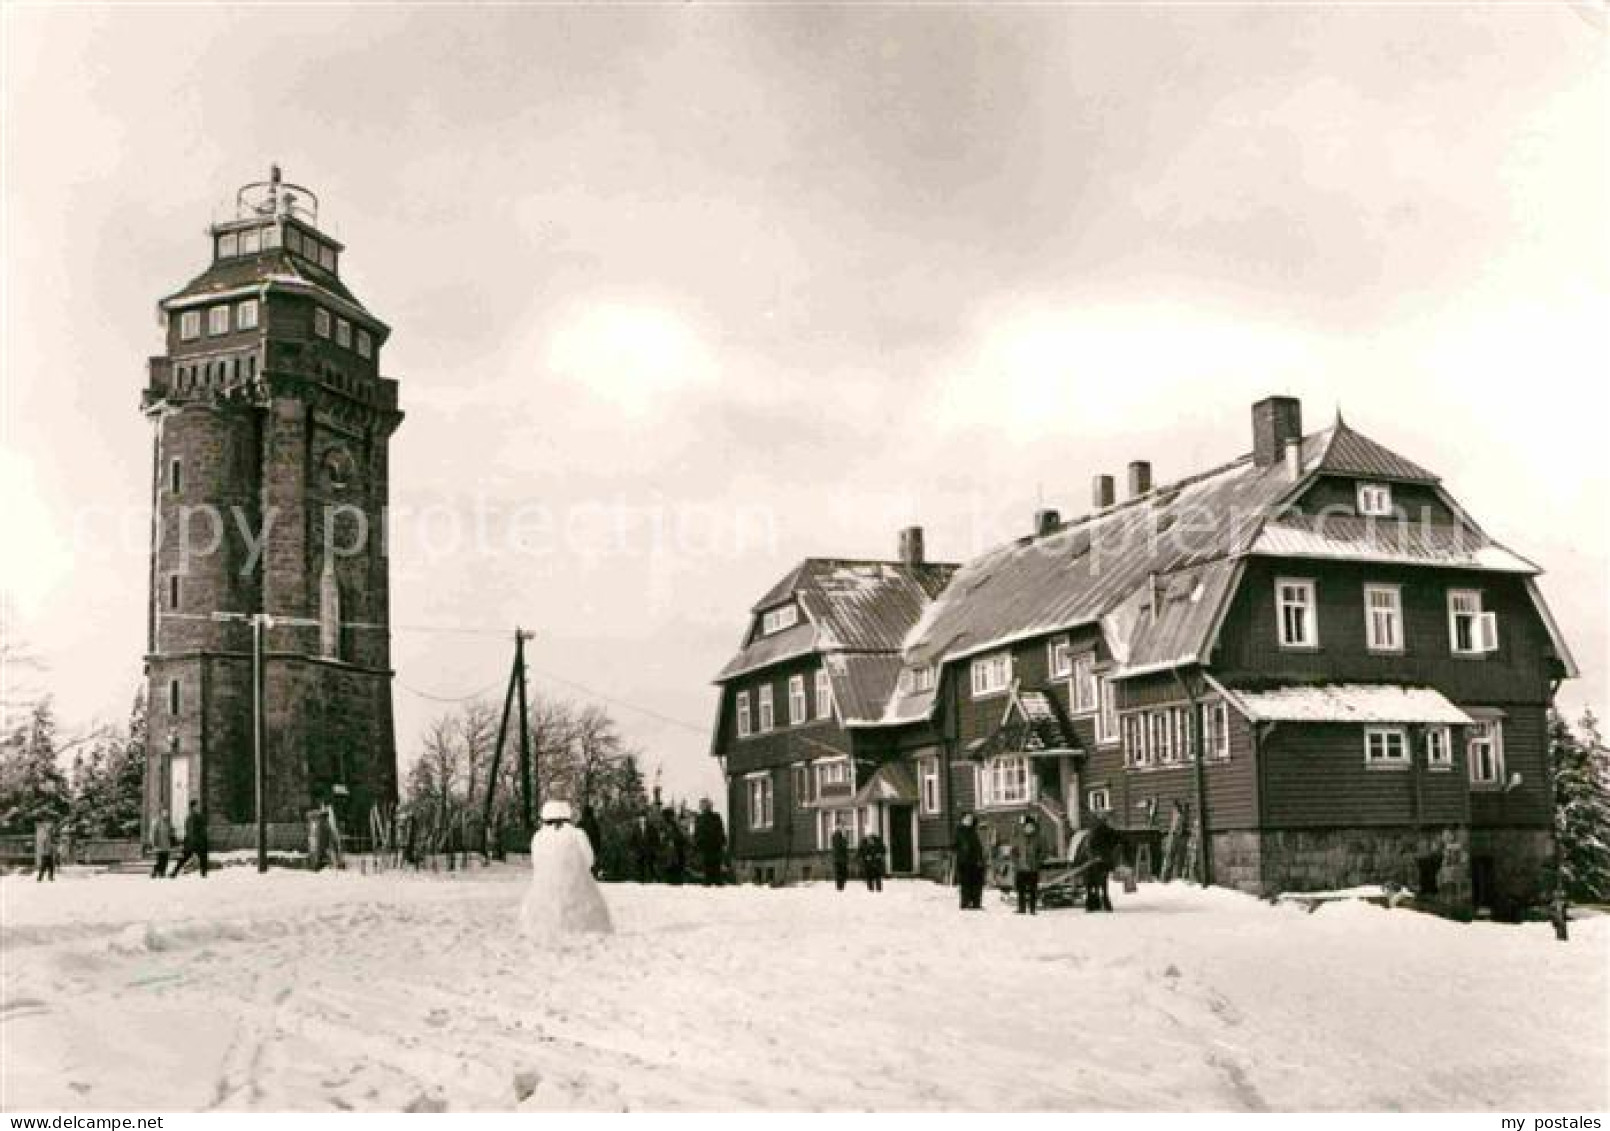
left=1357, top=482, right=1393, bottom=517
left=179, top=311, right=201, bottom=341
left=314, top=308, right=331, bottom=339
left=900, top=665, right=936, bottom=694
left=760, top=604, right=798, bottom=635
left=357, top=329, right=373, bottom=359
left=970, top=651, right=1012, bottom=698
left=207, top=305, right=230, bottom=336
left=217, top=232, right=238, bottom=259
left=239, top=227, right=261, bottom=255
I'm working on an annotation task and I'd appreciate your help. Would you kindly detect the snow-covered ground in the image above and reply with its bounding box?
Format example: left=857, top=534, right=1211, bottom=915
left=3, top=866, right=1605, bottom=1112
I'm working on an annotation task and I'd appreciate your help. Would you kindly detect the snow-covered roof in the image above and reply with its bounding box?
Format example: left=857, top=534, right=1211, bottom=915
left=1250, top=515, right=1537, bottom=573
left=1220, top=683, right=1475, bottom=726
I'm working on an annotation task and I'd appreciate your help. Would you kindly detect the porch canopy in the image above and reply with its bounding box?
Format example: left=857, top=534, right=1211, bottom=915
left=1227, top=683, right=1475, bottom=726
left=963, top=688, right=1082, bottom=762
left=854, top=761, right=918, bottom=806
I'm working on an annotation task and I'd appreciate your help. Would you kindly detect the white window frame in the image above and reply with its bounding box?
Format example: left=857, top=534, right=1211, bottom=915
left=1357, top=482, right=1393, bottom=517
left=1448, top=589, right=1497, bottom=655
left=262, top=224, right=281, bottom=249
left=1070, top=652, right=1098, bottom=715
left=1095, top=675, right=1118, bottom=744
left=1365, top=583, right=1403, bottom=653
left=1086, top=786, right=1111, bottom=814
left=816, top=807, right=856, bottom=851
left=314, top=307, right=331, bottom=339
left=791, top=763, right=812, bottom=808
left=970, top=651, right=1012, bottom=699
left=1425, top=725, right=1452, bottom=769
left=745, top=773, right=774, bottom=830
left=336, top=318, right=352, bottom=349
left=1047, top=635, right=1072, bottom=680
left=217, top=232, right=238, bottom=259
left=207, top=305, right=230, bottom=336
left=815, top=668, right=832, bottom=720
left=735, top=691, right=751, bottom=739
left=979, top=754, right=1031, bottom=807
left=357, top=329, right=373, bottom=359
left=760, top=604, right=798, bottom=635
left=236, top=299, right=259, bottom=331
left=1123, top=713, right=1151, bottom=767
left=1276, top=577, right=1318, bottom=649
left=239, top=227, right=261, bottom=255
left=1364, top=726, right=1409, bottom=766
left=903, top=665, right=936, bottom=694
left=918, top=757, right=941, bottom=815
left=179, top=310, right=201, bottom=341
left=1468, top=716, right=1505, bottom=786
left=1200, top=700, right=1229, bottom=760
left=758, top=685, right=774, bottom=732
left=814, top=756, right=851, bottom=800
left=788, top=674, right=806, bottom=725
left=1152, top=710, right=1174, bottom=763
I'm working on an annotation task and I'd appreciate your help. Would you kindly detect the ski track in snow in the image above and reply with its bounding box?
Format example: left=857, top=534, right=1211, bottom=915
left=1, top=868, right=1605, bottom=1112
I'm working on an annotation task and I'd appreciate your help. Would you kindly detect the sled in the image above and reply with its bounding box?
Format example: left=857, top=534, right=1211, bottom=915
left=994, top=830, right=1096, bottom=909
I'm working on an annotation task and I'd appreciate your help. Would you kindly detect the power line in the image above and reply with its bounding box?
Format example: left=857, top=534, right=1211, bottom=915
left=523, top=665, right=709, bottom=735
left=396, top=677, right=505, bottom=704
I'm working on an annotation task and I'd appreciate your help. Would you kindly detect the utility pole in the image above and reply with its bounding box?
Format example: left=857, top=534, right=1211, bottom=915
left=213, top=610, right=319, bottom=873
left=515, top=628, right=535, bottom=836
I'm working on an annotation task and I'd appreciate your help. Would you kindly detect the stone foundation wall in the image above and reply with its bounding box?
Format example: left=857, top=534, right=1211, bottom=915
left=1468, top=827, right=1555, bottom=911
left=1211, top=830, right=1264, bottom=895
left=1257, top=826, right=1472, bottom=906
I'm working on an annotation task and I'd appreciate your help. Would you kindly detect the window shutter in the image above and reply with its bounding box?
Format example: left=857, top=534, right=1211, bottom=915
left=1477, top=612, right=1498, bottom=653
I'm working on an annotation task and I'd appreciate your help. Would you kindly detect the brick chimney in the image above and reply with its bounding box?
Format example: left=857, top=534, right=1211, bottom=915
left=1034, top=508, right=1061, bottom=537
left=1127, top=460, right=1152, bottom=499
left=898, top=525, right=925, bottom=567
left=1252, top=396, right=1303, bottom=468
left=1092, top=474, right=1115, bottom=510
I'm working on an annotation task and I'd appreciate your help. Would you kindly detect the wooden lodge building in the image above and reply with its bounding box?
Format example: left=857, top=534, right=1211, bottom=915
left=709, top=396, right=1577, bottom=910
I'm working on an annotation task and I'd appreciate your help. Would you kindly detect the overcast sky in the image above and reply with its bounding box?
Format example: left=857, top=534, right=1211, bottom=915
left=2, top=4, right=1605, bottom=802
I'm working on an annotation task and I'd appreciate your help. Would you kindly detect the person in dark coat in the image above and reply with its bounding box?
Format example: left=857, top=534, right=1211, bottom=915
left=578, top=804, right=603, bottom=877
left=954, top=813, right=986, bottom=910
left=830, top=826, right=851, bottom=891
left=34, top=819, right=56, bottom=883
left=1085, top=812, right=1117, bottom=912
left=1011, top=814, right=1044, bottom=915
left=150, top=809, right=173, bottom=879
left=859, top=833, right=886, bottom=891
left=692, top=798, right=727, bottom=886
left=629, top=814, right=660, bottom=883
left=169, top=799, right=209, bottom=878
left=658, top=808, right=688, bottom=885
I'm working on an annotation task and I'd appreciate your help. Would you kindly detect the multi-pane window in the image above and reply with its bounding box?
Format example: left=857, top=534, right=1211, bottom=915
left=970, top=651, right=1012, bottom=698
left=901, top=665, right=936, bottom=694
left=1087, top=787, right=1111, bottom=814
left=236, top=299, right=259, bottom=331
left=1469, top=717, right=1504, bottom=785
left=1048, top=635, right=1072, bottom=679
left=217, top=232, right=238, bottom=259
left=980, top=755, right=1030, bottom=806
left=746, top=774, right=774, bottom=830
left=815, top=669, right=832, bottom=720
left=1095, top=676, right=1118, bottom=744
left=314, top=308, right=332, bottom=339
left=1449, top=589, right=1497, bottom=655
left=1152, top=710, right=1174, bottom=763
left=1200, top=701, right=1229, bottom=759
left=1277, top=578, right=1318, bottom=648
left=179, top=310, right=201, bottom=340
left=760, top=604, right=798, bottom=635
left=1365, top=727, right=1409, bottom=765
left=336, top=318, right=352, bottom=349
left=1357, top=482, right=1393, bottom=517
left=758, top=686, right=774, bottom=732
left=319, top=244, right=337, bottom=271
left=262, top=224, right=282, bottom=249
left=918, top=757, right=941, bottom=815
left=788, top=674, right=806, bottom=725
left=1365, top=584, right=1403, bottom=652
left=1123, top=713, right=1151, bottom=767
left=736, top=691, right=751, bottom=738
left=1426, top=726, right=1452, bottom=768
left=817, top=807, right=856, bottom=850
left=791, top=763, right=812, bottom=808
left=815, top=758, right=850, bottom=798
left=357, top=329, right=373, bottom=359
left=208, top=305, right=230, bottom=336
left=239, top=227, right=261, bottom=255
left=1070, top=652, right=1098, bottom=715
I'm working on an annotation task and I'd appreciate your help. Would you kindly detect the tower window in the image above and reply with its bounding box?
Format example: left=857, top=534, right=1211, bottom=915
left=319, top=244, right=336, bottom=272
left=357, top=329, right=372, bottom=359
left=239, top=227, right=261, bottom=255
left=168, top=574, right=180, bottom=610
left=217, top=232, right=238, bottom=259
left=168, top=679, right=181, bottom=716
left=262, top=224, right=282, bottom=249
left=314, top=308, right=331, bottom=339
left=286, top=227, right=303, bottom=255
left=336, top=318, right=351, bottom=348
left=179, top=311, right=200, bottom=341
left=236, top=299, right=259, bottom=330
left=169, top=458, right=182, bottom=494
left=208, top=305, right=230, bottom=336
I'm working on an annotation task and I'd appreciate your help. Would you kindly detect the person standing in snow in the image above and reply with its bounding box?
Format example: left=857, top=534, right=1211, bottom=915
left=149, top=809, right=173, bottom=879
left=1012, top=814, right=1044, bottom=915
left=954, top=813, right=986, bottom=910
left=520, top=800, right=613, bottom=941
left=830, top=825, right=851, bottom=891
left=629, top=813, right=660, bottom=883
left=693, top=798, right=727, bottom=886
left=859, top=832, right=886, bottom=891
left=170, top=799, right=209, bottom=878
left=1085, top=812, right=1117, bottom=913
left=657, top=807, right=688, bottom=885
left=578, top=804, right=603, bottom=876
left=34, top=819, right=56, bottom=882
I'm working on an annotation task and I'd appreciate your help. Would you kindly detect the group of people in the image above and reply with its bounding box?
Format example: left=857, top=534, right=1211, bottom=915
left=953, top=810, right=1120, bottom=915
left=617, top=798, right=729, bottom=886
left=148, top=799, right=210, bottom=878
left=829, top=827, right=886, bottom=891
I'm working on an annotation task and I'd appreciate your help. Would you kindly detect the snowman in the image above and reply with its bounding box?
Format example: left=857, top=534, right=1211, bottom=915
left=520, top=800, right=614, bottom=940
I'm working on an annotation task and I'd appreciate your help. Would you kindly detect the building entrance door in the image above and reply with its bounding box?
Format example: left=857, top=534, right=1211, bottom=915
left=887, top=804, right=915, bottom=873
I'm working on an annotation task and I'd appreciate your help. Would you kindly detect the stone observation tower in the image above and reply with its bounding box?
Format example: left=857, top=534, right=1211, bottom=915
left=142, top=167, right=403, bottom=848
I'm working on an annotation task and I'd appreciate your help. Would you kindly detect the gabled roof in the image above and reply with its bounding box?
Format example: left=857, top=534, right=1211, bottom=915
left=1313, top=418, right=1437, bottom=483
left=825, top=653, right=907, bottom=726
